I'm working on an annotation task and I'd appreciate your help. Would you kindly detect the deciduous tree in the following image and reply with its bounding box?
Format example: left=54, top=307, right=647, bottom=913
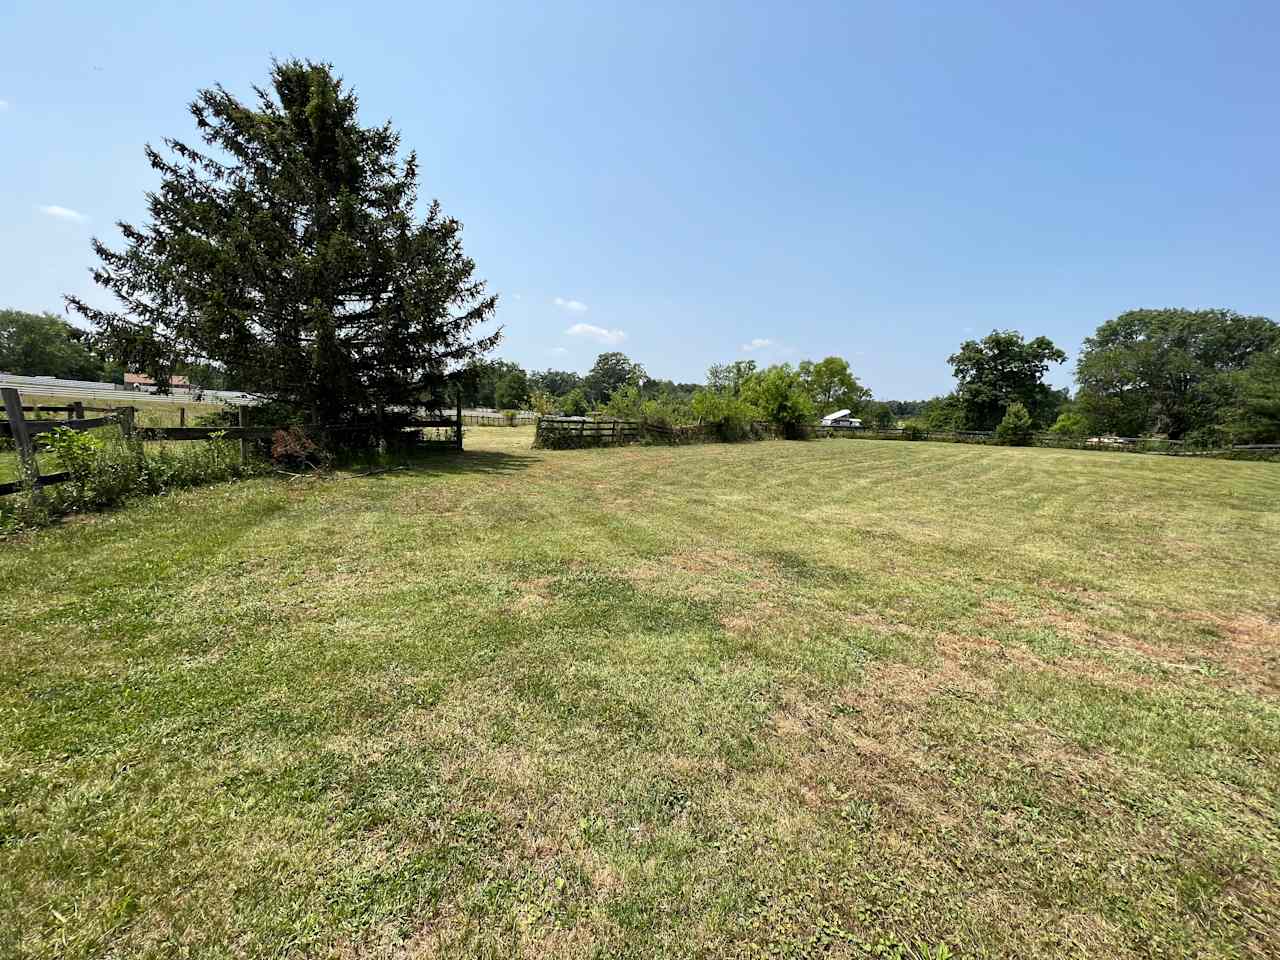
left=948, top=331, right=1066, bottom=430
left=1075, top=308, right=1279, bottom=439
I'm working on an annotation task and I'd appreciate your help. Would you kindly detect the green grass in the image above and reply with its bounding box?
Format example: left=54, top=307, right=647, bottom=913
left=2, top=429, right=1278, bottom=958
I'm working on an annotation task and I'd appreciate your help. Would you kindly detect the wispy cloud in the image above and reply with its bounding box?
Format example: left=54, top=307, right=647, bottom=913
left=0, top=99, right=9, bottom=112
left=553, top=296, right=588, bottom=313
left=566, top=322, right=626, bottom=345
left=39, top=204, right=88, bottom=223
left=548, top=346, right=569, bottom=356
left=740, top=337, right=773, bottom=353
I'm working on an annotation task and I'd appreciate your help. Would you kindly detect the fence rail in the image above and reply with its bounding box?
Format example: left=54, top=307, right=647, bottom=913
left=2, top=388, right=465, bottom=497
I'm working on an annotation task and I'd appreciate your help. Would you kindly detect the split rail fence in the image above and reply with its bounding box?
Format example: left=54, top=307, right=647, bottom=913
left=1, top=388, right=464, bottom=497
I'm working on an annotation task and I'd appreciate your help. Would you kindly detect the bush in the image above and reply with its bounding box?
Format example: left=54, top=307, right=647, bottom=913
left=559, top=388, right=589, bottom=417
left=739, top=366, right=815, bottom=438
left=900, top=420, right=929, bottom=441
left=43, top=427, right=145, bottom=511
left=1047, top=411, right=1089, bottom=440
left=996, top=403, right=1035, bottom=446
left=691, top=390, right=758, bottom=441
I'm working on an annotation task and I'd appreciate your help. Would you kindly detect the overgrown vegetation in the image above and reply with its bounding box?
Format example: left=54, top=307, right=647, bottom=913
left=1, top=425, right=259, bottom=532
left=2, top=428, right=1277, bottom=957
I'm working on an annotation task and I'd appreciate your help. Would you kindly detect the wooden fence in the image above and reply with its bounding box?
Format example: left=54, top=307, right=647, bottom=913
left=461, top=410, right=537, bottom=427
left=1, top=388, right=464, bottom=497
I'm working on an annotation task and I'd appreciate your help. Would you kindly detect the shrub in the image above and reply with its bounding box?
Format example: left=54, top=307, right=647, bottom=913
left=528, top=390, right=557, bottom=417
left=691, top=390, right=758, bottom=441
left=900, top=420, right=929, bottom=441
left=739, top=366, right=816, bottom=438
left=44, top=426, right=145, bottom=511
left=996, top=403, right=1035, bottom=446
left=560, top=388, right=589, bottom=417
left=1047, top=411, right=1089, bottom=439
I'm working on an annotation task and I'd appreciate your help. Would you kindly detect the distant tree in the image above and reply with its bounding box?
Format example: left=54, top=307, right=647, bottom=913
left=1076, top=308, right=1280, bottom=439
left=884, top=399, right=925, bottom=417
left=919, top=394, right=965, bottom=430
left=995, top=402, right=1035, bottom=445
left=67, top=59, right=499, bottom=429
left=529, top=368, right=582, bottom=397
left=706, top=360, right=757, bottom=396
left=740, top=364, right=816, bottom=437
left=797, top=356, right=872, bottom=414
left=865, top=402, right=896, bottom=430
left=0, top=309, right=111, bottom=380
left=1224, top=347, right=1280, bottom=443
left=494, top=368, right=530, bottom=409
left=559, top=387, right=589, bottom=416
left=583, top=352, right=644, bottom=404
left=461, top=359, right=523, bottom=407
left=948, top=331, right=1067, bottom=430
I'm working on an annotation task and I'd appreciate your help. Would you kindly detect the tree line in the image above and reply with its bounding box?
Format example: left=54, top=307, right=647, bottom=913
left=914, top=310, right=1279, bottom=445
left=4, top=59, right=1272, bottom=449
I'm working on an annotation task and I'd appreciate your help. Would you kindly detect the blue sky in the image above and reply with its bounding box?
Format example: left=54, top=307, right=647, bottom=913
left=2, top=1, right=1278, bottom=398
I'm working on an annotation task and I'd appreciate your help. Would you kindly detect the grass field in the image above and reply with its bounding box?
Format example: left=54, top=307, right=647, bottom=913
left=2, top=429, right=1278, bottom=958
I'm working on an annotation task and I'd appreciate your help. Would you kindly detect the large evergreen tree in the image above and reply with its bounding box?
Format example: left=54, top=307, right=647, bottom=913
left=67, top=60, right=499, bottom=427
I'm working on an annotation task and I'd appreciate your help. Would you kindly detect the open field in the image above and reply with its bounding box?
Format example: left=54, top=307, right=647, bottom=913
left=2, top=428, right=1279, bottom=958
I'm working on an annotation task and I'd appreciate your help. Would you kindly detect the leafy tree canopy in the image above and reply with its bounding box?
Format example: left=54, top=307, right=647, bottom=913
left=948, top=330, right=1067, bottom=430
left=67, top=59, right=499, bottom=427
left=1075, top=308, right=1279, bottom=439
left=0, top=309, right=117, bottom=381
left=797, top=356, right=872, bottom=414
left=460, top=358, right=523, bottom=407
left=583, top=352, right=645, bottom=404
left=706, top=360, right=757, bottom=396
left=494, top=368, right=530, bottom=410
left=528, top=368, right=582, bottom=397
left=739, top=364, right=815, bottom=435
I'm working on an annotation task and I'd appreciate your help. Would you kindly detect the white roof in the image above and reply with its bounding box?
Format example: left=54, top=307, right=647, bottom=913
left=821, top=409, right=853, bottom=424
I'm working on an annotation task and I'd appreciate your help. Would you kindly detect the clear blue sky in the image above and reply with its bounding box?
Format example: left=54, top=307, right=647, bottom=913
left=2, top=1, right=1278, bottom=398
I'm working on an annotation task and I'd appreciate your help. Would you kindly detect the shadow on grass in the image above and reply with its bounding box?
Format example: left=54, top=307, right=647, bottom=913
left=338, top=448, right=539, bottom=481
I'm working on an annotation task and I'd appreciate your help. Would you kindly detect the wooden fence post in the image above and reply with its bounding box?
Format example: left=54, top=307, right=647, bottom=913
left=455, top=392, right=463, bottom=451
left=71, top=401, right=84, bottom=420
left=179, top=406, right=186, bottom=427
left=237, top=407, right=248, bottom=463
left=118, top=406, right=136, bottom=442
left=2, top=388, right=40, bottom=486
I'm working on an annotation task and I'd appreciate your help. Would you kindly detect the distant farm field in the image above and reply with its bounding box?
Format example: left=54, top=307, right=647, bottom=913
left=2, top=429, right=1278, bottom=958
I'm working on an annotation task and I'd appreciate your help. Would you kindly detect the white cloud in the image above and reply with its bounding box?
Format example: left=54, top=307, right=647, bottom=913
left=39, top=205, right=88, bottom=223
left=740, top=337, right=773, bottom=353
left=566, top=322, right=626, bottom=345
left=0, top=99, right=9, bottom=112
left=553, top=296, right=588, bottom=313
left=548, top=346, right=569, bottom=356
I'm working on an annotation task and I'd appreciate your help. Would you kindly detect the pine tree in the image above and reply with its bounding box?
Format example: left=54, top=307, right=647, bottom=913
left=67, top=59, right=500, bottom=429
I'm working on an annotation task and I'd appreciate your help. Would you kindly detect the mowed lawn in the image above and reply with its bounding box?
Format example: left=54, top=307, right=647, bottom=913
left=2, top=430, right=1279, bottom=959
